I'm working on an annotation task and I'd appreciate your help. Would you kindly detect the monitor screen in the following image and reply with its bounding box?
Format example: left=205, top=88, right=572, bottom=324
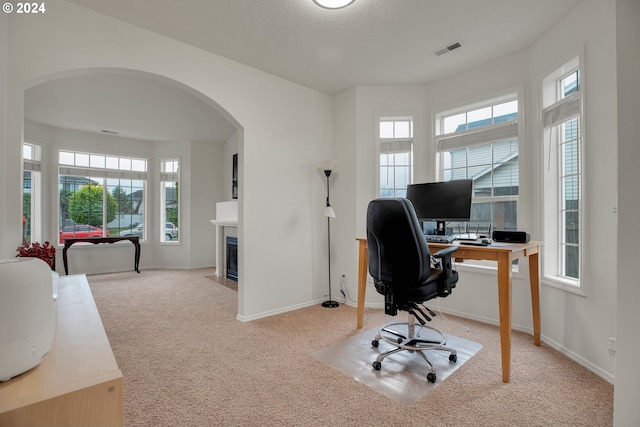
left=406, top=180, right=473, bottom=223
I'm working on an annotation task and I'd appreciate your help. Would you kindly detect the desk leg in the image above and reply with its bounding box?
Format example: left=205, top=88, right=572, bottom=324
left=357, top=240, right=368, bottom=329
left=497, top=252, right=513, bottom=383
left=529, top=252, right=541, bottom=346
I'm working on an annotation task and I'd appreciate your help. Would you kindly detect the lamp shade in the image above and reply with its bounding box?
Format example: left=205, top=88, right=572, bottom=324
left=323, top=206, right=336, bottom=218
left=320, top=160, right=338, bottom=172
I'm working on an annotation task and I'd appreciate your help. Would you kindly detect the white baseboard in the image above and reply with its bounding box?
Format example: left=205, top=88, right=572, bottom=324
left=236, top=298, right=325, bottom=322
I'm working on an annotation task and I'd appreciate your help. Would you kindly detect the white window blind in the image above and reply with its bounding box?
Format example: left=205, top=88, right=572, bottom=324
left=543, top=93, right=582, bottom=128
left=24, top=159, right=41, bottom=172
left=59, top=166, right=147, bottom=181
left=437, top=120, right=518, bottom=152
left=160, top=172, right=178, bottom=181
left=380, top=140, right=412, bottom=154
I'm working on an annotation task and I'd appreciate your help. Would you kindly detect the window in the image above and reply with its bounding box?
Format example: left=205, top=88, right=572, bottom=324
left=23, top=143, right=42, bottom=243
left=59, top=151, right=147, bottom=244
left=435, top=94, right=520, bottom=235
left=379, top=117, right=413, bottom=197
left=160, top=159, right=179, bottom=243
left=542, top=55, right=584, bottom=292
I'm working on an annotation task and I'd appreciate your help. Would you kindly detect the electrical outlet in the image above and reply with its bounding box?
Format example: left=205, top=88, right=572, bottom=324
left=608, top=337, right=616, bottom=357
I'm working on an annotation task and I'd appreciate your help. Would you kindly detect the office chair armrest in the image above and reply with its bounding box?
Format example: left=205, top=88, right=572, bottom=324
left=432, top=246, right=458, bottom=260
left=432, top=245, right=458, bottom=296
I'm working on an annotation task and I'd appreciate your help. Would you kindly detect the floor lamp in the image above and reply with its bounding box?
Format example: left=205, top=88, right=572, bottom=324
left=321, top=160, right=339, bottom=308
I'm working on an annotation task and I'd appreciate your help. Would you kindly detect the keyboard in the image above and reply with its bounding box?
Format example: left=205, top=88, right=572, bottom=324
left=425, top=234, right=456, bottom=243
left=458, top=240, right=491, bottom=246
left=454, top=233, right=478, bottom=241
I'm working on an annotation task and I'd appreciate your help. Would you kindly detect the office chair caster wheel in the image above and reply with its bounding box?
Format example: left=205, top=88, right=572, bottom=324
left=372, top=361, right=382, bottom=370
left=427, top=373, right=436, bottom=383
left=371, top=339, right=379, bottom=347
left=449, top=354, right=457, bottom=363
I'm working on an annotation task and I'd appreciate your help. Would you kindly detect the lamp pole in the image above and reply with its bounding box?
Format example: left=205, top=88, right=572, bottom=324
left=322, top=168, right=338, bottom=308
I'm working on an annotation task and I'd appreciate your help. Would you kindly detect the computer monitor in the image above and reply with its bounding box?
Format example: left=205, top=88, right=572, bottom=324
left=406, top=179, right=473, bottom=235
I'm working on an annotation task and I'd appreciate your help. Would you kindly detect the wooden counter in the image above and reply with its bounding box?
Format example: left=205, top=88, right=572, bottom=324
left=0, top=275, right=124, bottom=427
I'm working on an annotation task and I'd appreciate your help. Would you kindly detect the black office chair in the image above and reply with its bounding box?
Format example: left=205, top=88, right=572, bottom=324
left=367, top=198, right=459, bottom=383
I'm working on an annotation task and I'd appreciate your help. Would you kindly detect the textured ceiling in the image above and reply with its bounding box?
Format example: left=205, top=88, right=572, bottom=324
left=26, top=0, right=583, bottom=143
left=69, top=0, right=583, bottom=94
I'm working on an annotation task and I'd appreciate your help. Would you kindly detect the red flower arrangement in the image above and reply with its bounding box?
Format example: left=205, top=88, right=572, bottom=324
left=16, top=241, right=56, bottom=269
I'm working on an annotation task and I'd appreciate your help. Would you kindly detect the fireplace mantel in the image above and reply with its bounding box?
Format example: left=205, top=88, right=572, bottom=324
left=210, top=220, right=238, bottom=227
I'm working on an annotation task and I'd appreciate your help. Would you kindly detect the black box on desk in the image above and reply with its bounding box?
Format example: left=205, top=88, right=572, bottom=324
left=492, top=230, right=530, bottom=243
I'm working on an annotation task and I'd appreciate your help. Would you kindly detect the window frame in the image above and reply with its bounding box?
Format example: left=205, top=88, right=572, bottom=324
left=435, top=90, right=524, bottom=232
left=22, top=141, right=43, bottom=244
left=160, top=158, right=180, bottom=244
left=434, top=89, right=526, bottom=273
left=58, top=149, right=148, bottom=246
left=540, top=52, right=587, bottom=296
left=377, top=115, right=414, bottom=198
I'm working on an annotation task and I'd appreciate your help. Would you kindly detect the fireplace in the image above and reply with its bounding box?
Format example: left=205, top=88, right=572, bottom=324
left=226, top=236, right=238, bottom=281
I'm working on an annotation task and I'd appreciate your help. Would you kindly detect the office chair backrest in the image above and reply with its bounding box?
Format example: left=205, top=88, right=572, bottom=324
left=367, top=198, right=431, bottom=287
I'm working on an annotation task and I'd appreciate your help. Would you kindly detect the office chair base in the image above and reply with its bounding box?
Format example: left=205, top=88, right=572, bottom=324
left=321, top=300, right=340, bottom=308
left=371, top=321, right=457, bottom=383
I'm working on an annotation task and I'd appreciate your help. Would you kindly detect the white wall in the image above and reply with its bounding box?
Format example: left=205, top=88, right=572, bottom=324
left=2, top=0, right=333, bottom=320
left=333, top=0, right=617, bottom=382
left=614, top=0, right=640, bottom=424
left=330, top=88, right=357, bottom=304
left=190, top=140, right=223, bottom=269
left=0, top=14, right=7, bottom=251
left=332, top=85, right=433, bottom=306
left=528, top=0, right=617, bottom=381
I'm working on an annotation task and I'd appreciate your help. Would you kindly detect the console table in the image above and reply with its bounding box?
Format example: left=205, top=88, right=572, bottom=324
left=62, top=236, right=140, bottom=275
left=0, top=275, right=124, bottom=426
left=356, top=238, right=542, bottom=383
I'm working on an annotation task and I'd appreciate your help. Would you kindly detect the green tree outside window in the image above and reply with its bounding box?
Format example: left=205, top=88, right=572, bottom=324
left=68, top=185, right=117, bottom=226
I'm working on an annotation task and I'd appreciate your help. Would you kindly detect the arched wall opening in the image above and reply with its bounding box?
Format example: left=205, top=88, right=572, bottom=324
left=21, top=67, right=245, bottom=316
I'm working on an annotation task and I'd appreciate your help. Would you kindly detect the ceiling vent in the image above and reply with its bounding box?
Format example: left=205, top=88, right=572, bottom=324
left=434, top=40, right=463, bottom=57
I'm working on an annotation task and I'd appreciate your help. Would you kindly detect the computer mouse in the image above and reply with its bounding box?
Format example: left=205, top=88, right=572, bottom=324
left=481, top=239, right=492, bottom=245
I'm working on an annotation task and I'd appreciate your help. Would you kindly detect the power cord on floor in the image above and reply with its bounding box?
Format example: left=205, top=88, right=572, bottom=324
left=339, top=274, right=353, bottom=304
left=432, top=297, right=470, bottom=334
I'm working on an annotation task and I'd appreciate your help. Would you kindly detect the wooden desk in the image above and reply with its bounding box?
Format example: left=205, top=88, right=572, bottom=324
left=63, top=236, right=141, bottom=275
left=0, top=275, right=124, bottom=427
left=356, top=238, right=541, bottom=383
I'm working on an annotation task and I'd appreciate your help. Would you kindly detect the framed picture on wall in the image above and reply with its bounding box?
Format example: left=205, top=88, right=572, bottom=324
left=232, top=153, right=238, bottom=199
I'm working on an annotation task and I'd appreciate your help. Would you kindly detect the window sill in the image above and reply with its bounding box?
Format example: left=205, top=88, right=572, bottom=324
left=542, top=275, right=585, bottom=297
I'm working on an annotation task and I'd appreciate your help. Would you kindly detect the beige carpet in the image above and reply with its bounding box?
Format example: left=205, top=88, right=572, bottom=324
left=313, top=326, right=483, bottom=405
left=88, top=268, right=614, bottom=426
